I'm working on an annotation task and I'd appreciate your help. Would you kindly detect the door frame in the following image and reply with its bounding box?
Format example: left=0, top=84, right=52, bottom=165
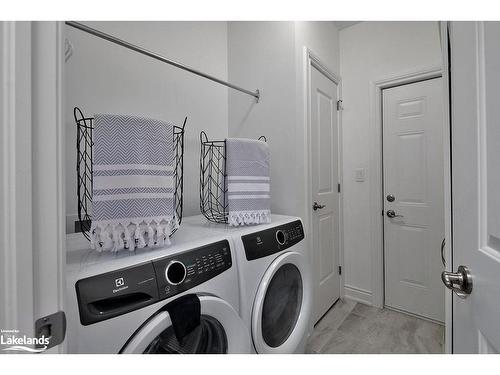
left=31, top=21, right=67, bottom=353
left=303, top=48, right=344, bottom=312
left=439, top=21, right=453, bottom=354
left=369, top=65, right=452, bottom=351
left=1, top=21, right=34, bottom=346
left=0, top=21, right=66, bottom=353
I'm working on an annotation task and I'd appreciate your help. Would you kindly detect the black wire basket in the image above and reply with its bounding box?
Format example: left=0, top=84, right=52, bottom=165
left=199, top=131, right=266, bottom=224
left=75, top=107, right=186, bottom=241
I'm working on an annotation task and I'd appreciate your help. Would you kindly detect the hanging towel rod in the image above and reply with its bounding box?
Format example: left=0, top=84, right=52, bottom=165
left=65, top=21, right=260, bottom=102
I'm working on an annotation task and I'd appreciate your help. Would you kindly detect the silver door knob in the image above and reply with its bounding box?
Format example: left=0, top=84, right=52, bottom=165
left=312, top=202, right=326, bottom=211
left=441, top=265, right=473, bottom=298
left=386, top=210, right=403, bottom=218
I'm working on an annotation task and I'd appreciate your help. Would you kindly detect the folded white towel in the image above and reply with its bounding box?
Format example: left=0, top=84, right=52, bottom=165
left=90, top=114, right=177, bottom=252
left=225, top=138, right=271, bottom=226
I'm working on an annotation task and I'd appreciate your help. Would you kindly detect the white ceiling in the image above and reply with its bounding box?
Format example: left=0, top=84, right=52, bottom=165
left=334, top=21, right=361, bottom=30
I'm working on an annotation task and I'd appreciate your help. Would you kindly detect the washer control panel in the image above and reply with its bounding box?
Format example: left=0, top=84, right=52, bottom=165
left=75, top=240, right=232, bottom=325
left=153, top=240, right=232, bottom=300
left=242, top=220, right=304, bottom=261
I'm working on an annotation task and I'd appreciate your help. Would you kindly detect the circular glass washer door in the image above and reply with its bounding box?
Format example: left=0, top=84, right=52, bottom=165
left=121, top=295, right=251, bottom=354
left=251, top=251, right=312, bottom=353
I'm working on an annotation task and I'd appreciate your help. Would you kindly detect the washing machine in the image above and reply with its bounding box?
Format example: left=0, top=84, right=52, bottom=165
left=65, top=223, right=251, bottom=354
left=182, top=215, right=313, bottom=354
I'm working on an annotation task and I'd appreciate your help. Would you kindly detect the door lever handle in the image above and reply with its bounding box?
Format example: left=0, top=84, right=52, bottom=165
left=441, top=238, right=446, bottom=267
left=386, top=210, right=403, bottom=218
left=441, top=265, right=473, bottom=298
left=313, top=202, right=326, bottom=211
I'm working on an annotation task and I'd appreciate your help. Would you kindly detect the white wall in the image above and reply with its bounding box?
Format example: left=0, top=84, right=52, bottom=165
left=228, top=21, right=340, bottom=224
left=64, top=22, right=228, bottom=233
left=227, top=22, right=296, bottom=216
left=339, top=22, right=442, bottom=304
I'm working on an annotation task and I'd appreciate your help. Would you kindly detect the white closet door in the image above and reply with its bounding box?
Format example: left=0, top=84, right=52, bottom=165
left=310, top=64, right=341, bottom=323
left=383, top=77, right=445, bottom=322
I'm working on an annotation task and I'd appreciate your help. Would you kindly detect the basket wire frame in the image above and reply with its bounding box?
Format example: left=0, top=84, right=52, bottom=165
left=75, top=107, right=186, bottom=241
left=199, top=131, right=267, bottom=224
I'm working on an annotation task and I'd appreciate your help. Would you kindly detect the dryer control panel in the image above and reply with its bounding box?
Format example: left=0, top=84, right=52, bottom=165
left=75, top=240, right=232, bottom=326
left=242, top=220, right=304, bottom=261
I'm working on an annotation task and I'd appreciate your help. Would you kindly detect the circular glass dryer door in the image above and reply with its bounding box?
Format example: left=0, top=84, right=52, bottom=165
left=121, top=295, right=251, bottom=354
left=251, top=251, right=312, bottom=353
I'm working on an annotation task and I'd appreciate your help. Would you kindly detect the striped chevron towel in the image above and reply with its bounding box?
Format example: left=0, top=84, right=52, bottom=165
left=226, top=138, right=271, bottom=226
left=90, top=114, right=177, bottom=252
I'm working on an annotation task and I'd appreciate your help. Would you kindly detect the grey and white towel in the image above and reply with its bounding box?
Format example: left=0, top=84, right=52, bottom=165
left=225, top=138, right=271, bottom=226
left=90, top=114, right=177, bottom=252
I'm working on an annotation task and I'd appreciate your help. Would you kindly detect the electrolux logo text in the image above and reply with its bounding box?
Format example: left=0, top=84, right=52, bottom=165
left=113, top=277, right=128, bottom=293
left=1, top=329, right=49, bottom=353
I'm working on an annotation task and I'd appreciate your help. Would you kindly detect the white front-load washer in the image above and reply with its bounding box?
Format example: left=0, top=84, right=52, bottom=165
left=182, top=215, right=313, bottom=354
left=65, top=223, right=251, bottom=354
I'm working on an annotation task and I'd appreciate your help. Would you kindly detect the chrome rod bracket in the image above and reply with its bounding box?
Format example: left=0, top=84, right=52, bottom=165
left=255, top=89, right=260, bottom=103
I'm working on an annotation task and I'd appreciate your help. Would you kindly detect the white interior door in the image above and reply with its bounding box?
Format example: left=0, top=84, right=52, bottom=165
left=450, top=21, right=500, bottom=353
left=383, top=78, right=445, bottom=322
left=310, top=63, right=340, bottom=323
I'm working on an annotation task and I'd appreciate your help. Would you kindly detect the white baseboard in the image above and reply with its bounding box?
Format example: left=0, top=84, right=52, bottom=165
left=344, top=284, right=373, bottom=305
